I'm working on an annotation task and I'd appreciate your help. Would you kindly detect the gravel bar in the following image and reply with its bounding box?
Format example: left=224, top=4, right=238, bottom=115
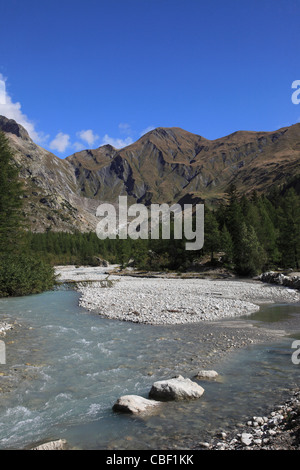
left=55, top=268, right=300, bottom=325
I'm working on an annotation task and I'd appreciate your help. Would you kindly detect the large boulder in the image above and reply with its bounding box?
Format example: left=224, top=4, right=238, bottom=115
left=112, top=395, right=161, bottom=415
left=149, top=375, right=205, bottom=401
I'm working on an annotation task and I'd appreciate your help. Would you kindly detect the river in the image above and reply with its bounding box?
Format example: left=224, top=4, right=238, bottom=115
left=0, top=288, right=299, bottom=450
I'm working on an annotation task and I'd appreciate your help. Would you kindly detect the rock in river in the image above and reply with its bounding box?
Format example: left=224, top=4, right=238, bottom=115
left=194, top=370, right=219, bottom=379
left=149, top=375, right=205, bottom=401
left=112, top=395, right=161, bottom=415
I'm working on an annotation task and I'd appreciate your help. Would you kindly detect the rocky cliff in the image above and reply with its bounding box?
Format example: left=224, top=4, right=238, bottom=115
left=0, top=116, right=99, bottom=232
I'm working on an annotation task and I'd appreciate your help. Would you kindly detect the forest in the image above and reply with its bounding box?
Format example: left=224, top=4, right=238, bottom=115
left=26, top=180, right=300, bottom=276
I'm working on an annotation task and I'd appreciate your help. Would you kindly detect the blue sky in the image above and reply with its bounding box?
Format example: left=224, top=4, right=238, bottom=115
left=0, top=0, right=300, bottom=157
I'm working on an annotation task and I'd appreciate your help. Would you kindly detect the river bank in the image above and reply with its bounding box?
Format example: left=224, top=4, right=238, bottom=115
left=197, top=388, right=300, bottom=450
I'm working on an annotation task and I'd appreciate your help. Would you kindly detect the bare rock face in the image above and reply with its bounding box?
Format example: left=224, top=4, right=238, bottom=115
left=0, top=115, right=98, bottom=232
left=0, top=115, right=31, bottom=140
left=112, top=395, right=162, bottom=415
left=149, top=375, right=205, bottom=401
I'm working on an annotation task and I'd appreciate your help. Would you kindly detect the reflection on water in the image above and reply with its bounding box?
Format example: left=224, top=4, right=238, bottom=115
left=244, top=302, right=300, bottom=323
left=0, top=290, right=299, bottom=450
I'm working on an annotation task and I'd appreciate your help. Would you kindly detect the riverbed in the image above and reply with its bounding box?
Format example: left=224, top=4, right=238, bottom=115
left=56, top=265, right=300, bottom=324
left=0, top=272, right=299, bottom=450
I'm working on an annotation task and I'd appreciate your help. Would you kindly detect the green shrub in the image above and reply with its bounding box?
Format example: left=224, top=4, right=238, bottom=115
left=0, top=253, right=56, bottom=297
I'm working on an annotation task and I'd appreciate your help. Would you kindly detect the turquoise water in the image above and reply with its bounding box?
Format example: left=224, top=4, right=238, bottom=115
left=0, top=289, right=299, bottom=450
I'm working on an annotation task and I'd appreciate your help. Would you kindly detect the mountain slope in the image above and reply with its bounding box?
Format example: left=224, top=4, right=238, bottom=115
left=67, top=123, right=300, bottom=206
left=0, top=116, right=98, bottom=232
left=1, top=114, right=300, bottom=232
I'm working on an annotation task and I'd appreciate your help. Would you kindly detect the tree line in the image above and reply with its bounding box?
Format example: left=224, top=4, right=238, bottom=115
left=206, top=182, right=300, bottom=275
left=26, top=181, right=300, bottom=276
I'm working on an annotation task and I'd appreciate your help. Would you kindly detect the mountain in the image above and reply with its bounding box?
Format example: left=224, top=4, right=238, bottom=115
left=1, top=115, right=300, bottom=232
left=67, top=124, right=300, bottom=206
left=0, top=115, right=99, bottom=232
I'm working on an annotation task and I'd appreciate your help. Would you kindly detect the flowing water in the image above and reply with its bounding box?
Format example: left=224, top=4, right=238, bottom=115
left=0, top=288, right=299, bottom=450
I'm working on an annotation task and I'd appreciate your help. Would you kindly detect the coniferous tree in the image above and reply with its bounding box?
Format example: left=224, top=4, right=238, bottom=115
left=204, top=209, right=221, bottom=262
left=234, top=223, right=266, bottom=276
left=224, top=185, right=245, bottom=267
left=0, top=133, right=55, bottom=297
left=0, top=132, right=24, bottom=252
left=277, top=188, right=300, bottom=268
left=220, top=224, right=234, bottom=264
left=131, top=239, right=149, bottom=269
left=255, top=199, right=279, bottom=267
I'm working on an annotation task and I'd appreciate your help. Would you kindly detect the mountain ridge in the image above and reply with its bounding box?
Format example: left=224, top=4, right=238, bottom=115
left=1, top=115, right=299, bottom=232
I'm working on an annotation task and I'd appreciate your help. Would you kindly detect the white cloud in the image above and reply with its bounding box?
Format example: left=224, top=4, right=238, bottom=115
left=101, top=134, right=133, bottom=149
left=49, top=132, right=71, bottom=153
left=0, top=74, right=157, bottom=155
left=140, top=125, right=155, bottom=136
left=118, top=122, right=132, bottom=135
left=76, top=129, right=99, bottom=147
left=0, top=73, right=49, bottom=144
left=73, top=141, right=86, bottom=152
left=0, top=76, right=5, bottom=105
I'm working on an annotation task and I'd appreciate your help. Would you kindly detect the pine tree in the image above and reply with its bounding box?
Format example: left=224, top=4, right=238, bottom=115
left=132, top=239, right=149, bottom=269
left=118, top=239, right=132, bottom=268
left=234, top=223, right=266, bottom=276
left=0, top=133, right=55, bottom=296
left=255, top=198, right=279, bottom=266
left=277, top=188, right=300, bottom=268
left=0, top=132, right=24, bottom=252
left=204, top=209, right=221, bottom=262
left=220, top=224, right=233, bottom=264
left=224, top=185, right=245, bottom=266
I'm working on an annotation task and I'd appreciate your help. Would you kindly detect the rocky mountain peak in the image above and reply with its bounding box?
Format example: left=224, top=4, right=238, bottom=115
left=99, top=144, right=117, bottom=152
left=0, top=115, right=31, bottom=141
left=141, top=126, right=206, bottom=142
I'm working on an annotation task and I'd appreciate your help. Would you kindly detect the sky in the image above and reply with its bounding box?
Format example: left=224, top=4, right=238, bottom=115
left=0, top=0, right=300, bottom=158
